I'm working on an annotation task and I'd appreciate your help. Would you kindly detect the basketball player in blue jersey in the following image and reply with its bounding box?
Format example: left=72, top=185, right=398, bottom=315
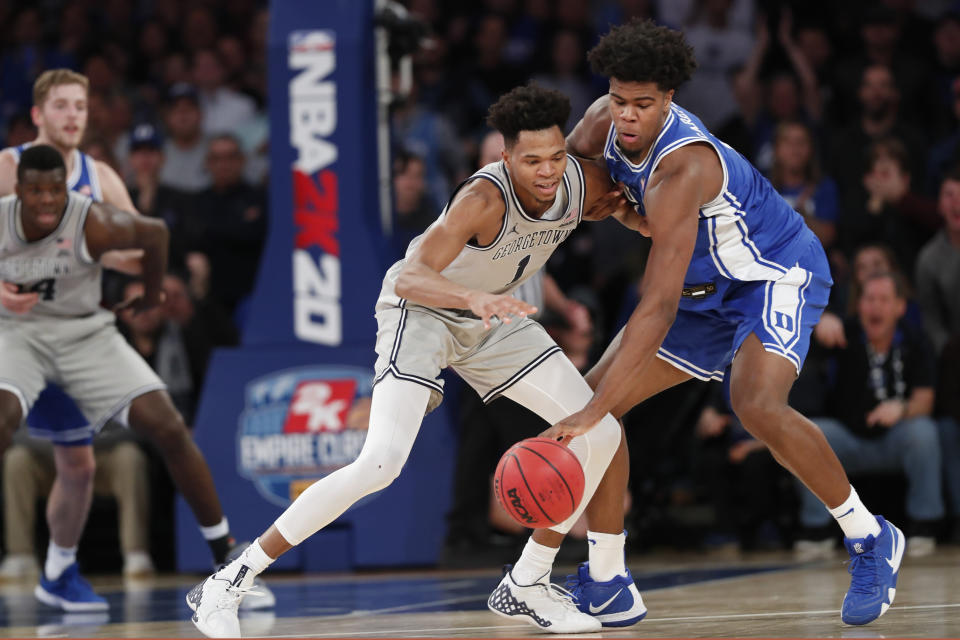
left=538, top=20, right=904, bottom=627
left=0, top=71, right=272, bottom=612
left=186, top=84, right=650, bottom=638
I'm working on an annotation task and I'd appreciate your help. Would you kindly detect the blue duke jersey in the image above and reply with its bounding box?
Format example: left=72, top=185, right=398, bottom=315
left=604, top=103, right=814, bottom=311
left=4, top=143, right=103, bottom=202
left=604, top=103, right=831, bottom=380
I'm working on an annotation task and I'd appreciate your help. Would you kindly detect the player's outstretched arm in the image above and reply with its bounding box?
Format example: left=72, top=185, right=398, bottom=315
left=84, top=202, right=169, bottom=309
left=546, top=145, right=716, bottom=439
left=394, top=178, right=537, bottom=329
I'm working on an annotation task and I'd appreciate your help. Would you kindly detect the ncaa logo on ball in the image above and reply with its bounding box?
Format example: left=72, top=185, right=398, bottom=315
left=237, top=365, right=372, bottom=507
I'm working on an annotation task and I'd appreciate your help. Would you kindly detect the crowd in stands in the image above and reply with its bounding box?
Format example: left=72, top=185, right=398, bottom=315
left=0, top=0, right=959, bottom=574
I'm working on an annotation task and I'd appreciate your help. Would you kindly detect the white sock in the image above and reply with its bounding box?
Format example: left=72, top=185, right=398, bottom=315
left=45, top=541, right=77, bottom=581
left=587, top=530, right=627, bottom=582
left=828, top=486, right=881, bottom=540
left=198, top=517, right=230, bottom=540
left=215, top=538, right=274, bottom=588
left=512, top=537, right=559, bottom=585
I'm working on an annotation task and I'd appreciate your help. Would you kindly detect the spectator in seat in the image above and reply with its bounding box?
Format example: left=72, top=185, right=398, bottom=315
left=769, top=121, right=838, bottom=250
left=160, top=83, right=209, bottom=193
left=186, top=134, right=267, bottom=316
left=795, top=272, right=943, bottom=558
left=915, top=168, right=960, bottom=542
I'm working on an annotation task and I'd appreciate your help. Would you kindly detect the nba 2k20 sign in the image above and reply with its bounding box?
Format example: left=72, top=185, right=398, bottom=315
left=237, top=366, right=372, bottom=507
left=289, top=30, right=341, bottom=346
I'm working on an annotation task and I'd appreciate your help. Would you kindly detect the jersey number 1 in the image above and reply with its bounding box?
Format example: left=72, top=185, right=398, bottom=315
left=506, top=255, right=531, bottom=287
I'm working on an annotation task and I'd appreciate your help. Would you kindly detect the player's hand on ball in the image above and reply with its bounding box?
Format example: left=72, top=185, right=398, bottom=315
left=468, top=292, right=537, bottom=329
left=540, top=408, right=601, bottom=445
left=1, top=281, right=39, bottom=314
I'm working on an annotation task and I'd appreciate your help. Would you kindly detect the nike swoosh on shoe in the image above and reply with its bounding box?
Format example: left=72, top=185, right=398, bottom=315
left=588, top=588, right=624, bottom=614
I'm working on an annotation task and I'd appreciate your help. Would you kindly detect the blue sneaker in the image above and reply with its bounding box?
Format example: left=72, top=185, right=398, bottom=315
left=34, top=563, right=108, bottom=612
left=564, top=562, right=647, bottom=627
left=842, top=516, right=905, bottom=625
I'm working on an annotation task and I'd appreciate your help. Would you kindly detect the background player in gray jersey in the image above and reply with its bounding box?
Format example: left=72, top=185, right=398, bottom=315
left=186, top=84, right=645, bottom=638
left=0, top=145, right=244, bottom=609
left=0, top=71, right=265, bottom=610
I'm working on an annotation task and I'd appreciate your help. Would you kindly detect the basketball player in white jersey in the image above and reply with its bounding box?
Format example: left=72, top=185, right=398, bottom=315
left=186, top=84, right=645, bottom=637
left=0, top=71, right=268, bottom=611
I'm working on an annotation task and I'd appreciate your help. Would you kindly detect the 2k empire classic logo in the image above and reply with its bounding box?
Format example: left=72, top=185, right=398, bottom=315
left=238, top=365, right=373, bottom=507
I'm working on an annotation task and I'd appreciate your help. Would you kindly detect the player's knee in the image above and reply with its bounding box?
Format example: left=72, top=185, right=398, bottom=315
left=57, top=448, right=96, bottom=485
left=731, top=393, right=784, bottom=431
left=355, top=448, right=406, bottom=492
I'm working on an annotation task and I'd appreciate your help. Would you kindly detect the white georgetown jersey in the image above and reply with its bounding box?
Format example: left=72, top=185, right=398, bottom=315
left=0, top=191, right=102, bottom=319
left=378, top=155, right=585, bottom=309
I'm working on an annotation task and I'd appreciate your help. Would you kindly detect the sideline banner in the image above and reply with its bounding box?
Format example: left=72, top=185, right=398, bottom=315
left=176, top=0, right=455, bottom=572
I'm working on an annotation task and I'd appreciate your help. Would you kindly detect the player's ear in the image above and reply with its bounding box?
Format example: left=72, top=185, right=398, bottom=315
left=663, top=89, right=675, bottom=114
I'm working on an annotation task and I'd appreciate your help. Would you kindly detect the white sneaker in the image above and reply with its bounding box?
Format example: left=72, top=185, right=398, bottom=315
left=186, top=565, right=259, bottom=638
left=488, top=568, right=602, bottom=634
left=0, top=554, right=40, bottom=581
left=239, top=577, right=275, bottom=610
left=122, top=551, right=155, bottom=578
left=227, top=541, right=275, bottom=610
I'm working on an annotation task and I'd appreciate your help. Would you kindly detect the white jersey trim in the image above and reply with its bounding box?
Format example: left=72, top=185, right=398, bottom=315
left=568, top=155, right=586, bottom=227
left=503, top=163, right=571, bottom=224
left=66, top=149, right=82, bottom=190
left=85, top=154, right=103, bottom=201
left=461, top=173, right=510, bottom=252
left=655, top=348, right=724, bottom=382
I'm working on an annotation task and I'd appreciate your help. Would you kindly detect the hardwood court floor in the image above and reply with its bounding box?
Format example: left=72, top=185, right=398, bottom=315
left=0, top=547, right=958, bottom=638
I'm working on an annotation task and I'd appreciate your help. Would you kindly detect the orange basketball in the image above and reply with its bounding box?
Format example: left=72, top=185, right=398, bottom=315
left=494, top=437, right=585, bottom=529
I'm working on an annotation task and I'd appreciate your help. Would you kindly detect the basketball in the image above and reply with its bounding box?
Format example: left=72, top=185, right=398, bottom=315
left=494, top=437, right=585, bottom=529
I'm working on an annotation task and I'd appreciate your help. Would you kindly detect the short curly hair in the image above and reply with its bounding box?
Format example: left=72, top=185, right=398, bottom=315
left=486, top=83, right=570, bottom=148
left=588, top=19, right=697, bottom=91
